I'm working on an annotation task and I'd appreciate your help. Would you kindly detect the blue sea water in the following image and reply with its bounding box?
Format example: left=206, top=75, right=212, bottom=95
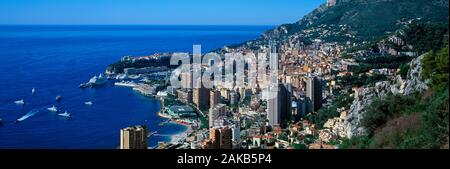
left=0, top=25, right=271, bottom=149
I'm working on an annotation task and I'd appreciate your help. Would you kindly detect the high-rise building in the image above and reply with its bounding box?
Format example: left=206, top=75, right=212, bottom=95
left=181, top=71, right=192, bottom=89
left=296, top=97, right=307, bottom=118
left=305, top=76, right=323, bottom=113
left=239, top=88, right=252, bottom=102
left=210, top=90, right=220, bottom=109
left=120, top=125, right=148, bottom=149
left=231, top=124, right=240, bottom=147
left=209, top=104, right=226, bottom=128
left=229, top=91, right=240, bottom=106
left=177, top=89, right=193, bottom=104
left=220, top=88, right=230, bottom=100
left=267, top=83, right=292, bottom=128
left=193, top=78, right=210, bottom=110
left=209, top=126, right=232, bottom=149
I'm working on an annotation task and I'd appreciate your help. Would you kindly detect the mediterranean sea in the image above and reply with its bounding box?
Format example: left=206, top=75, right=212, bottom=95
left=0, top=25, right=271, bottom=148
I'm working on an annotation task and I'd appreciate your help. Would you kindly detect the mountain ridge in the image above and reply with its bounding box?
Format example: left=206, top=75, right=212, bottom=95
left=225, top=0, right=449, bottom=50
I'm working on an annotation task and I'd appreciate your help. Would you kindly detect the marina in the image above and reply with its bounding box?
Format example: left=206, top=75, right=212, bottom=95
left=79, top=73, right=108, bottom=88
left=114, top=81, right=137, bottom=87
left=0, top=25, right=268, bottom=148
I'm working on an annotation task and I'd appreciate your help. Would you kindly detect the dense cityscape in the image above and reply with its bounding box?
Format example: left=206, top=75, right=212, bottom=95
left=2, top=0, right=446, bottom=150
left=113, top=0, right=449, bottom=149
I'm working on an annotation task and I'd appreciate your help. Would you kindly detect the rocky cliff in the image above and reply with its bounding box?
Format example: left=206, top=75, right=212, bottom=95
left=324, top=54, right=429, bottom=138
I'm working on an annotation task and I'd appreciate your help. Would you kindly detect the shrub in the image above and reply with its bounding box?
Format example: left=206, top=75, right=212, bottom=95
left=339, top=135, right=372, bottom=149
left=360, top=94, right=417, bottom=135
left=422, top=46, right=449, bottom=90
left=398, top=64, right=410, bottom=79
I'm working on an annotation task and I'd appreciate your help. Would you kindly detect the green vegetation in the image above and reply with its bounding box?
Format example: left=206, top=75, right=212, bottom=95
left=349, top=55, right=414, bottom=74
left=398, top=64, right=410, bottom=79
left=306, top=106, right=339, bottom=129
left=334, top=94, right=354, bottom=110
left=340, top=37, right=449, bottom=148
left=419, top=88, right=449, bottom=148
left=291, top=142, right=308, bottom=149
left=355, top=55, right=414, bottom=65
left=339, top=135, right=373, bottom=149
left=163, top=95, right=183, bottom=107
left=107, top=56, right=172, bottom=74
left=360, top=94, right=418, bottom=136
left=277, top=133, right=288, bottom=142
left=345, top=38, right=384, bottom=54
left=341, top=88, right=448, bottom=149
left=337, top=74, right=388, bottom=88
left=403, top=22, right=449, bottom=54
left=265, top=0, right=449, bottom=44
left=303, top=135, right=317, bottom=145
left=306, top=94, right=353, bottom=129
left=422, top=46, right=449, bottom=90
left=199, top=115, right=209, bottom=129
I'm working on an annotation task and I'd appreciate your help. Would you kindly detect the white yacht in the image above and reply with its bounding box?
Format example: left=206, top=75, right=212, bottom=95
left=58, top=111, right=71, bottom=118
left=14, top=99, right=25, bottom=105
left=32, top=88, right=36, bottom=95
left=114, top=81, right=137, bottom=87
left=85, top=101, right=93, bottom=105
left=80, top=73, right=108, bottom=88
left=47, top=105, right=58, bottom=112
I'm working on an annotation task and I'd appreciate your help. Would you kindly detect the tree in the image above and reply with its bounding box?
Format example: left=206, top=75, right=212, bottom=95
left=360, top=94, right=417, bottom=135
left=422, top=46, right=449, bottom=90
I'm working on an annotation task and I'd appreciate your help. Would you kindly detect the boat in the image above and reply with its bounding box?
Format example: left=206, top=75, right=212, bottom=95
left=0, top=118, right=3, bottom=125
left=14, top=99, right=25, bottom=105
left=79, top=83, right=90, bottom=88
left=115, top=74, right=127, bottom=80
left=114, top=81, right=137, bottom=87
left=47, top=105, right=58, bottom=112
left=31, top=88, right=36, bottom=95
left=58, top=111, right=71, bottom=118
left=16, top=110, right=39, bottom=122
left=85, top=101, right=93, bottom=105
left=55, top=95, right=62, bottom=102
left=79, top=73, right=108, bottom=88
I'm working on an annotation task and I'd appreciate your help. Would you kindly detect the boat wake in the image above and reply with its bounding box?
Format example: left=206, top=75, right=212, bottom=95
left=16, top=109, right=39, bottom=122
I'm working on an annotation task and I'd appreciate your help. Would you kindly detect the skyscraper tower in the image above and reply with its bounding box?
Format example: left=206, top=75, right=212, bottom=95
left=305, top=76, right=323, bottom=113
left=267, top=83, right=292, bottom=128
left=209, top=104, right=226, bottom=128
left=210, top=90, right=220, bottom=109
left=193, top=78, right=210, bottom=111
left=120, top=125, right=148, bottom=149
left=209, top=126, right=232, bottom=149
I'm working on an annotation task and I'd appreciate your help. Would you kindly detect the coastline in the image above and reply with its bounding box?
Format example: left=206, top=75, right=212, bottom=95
left=0, top=25, right=269, bottom=149
left=157, top=113, right=192, bottom=145
left=169, top=123, right=192, bottom=144
left=115, top=79, right=191, bottom=146
left=156, top=98, right=192, bottom=145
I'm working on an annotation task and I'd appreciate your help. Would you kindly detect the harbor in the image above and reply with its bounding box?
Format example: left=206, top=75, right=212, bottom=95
left=0, top=25, right=268, bottom=148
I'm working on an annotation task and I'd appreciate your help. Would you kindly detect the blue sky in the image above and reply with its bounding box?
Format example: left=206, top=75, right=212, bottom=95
left=0, top=0, right=325, bottom=25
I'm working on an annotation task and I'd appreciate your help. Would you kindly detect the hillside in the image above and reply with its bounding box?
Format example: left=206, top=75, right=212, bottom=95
left=337, top=45, right=448, bottom=149
left=228, top=0, right=449, bottom=49
left=243, top=0, right=449, bottom=149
